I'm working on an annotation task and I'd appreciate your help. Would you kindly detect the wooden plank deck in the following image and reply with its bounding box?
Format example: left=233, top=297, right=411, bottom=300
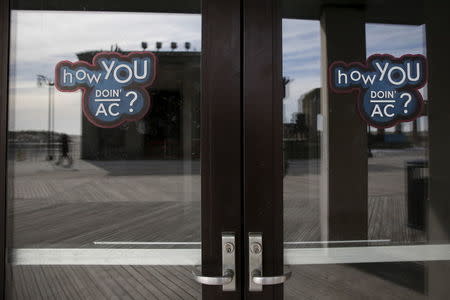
left=6, top=149, right=430, bottom=299
left=7, top=265, right=201, bottom=300
left=7, top=263, right=428, bottom=299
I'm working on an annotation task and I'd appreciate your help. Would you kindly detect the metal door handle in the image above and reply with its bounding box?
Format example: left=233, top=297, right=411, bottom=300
left=251, top=269, right=292, bottom=285
left=249, top=232, right=292, bottom=291
left=191, top=232, right=236, bottom=291
left=192, top=269, right=234, bottom=285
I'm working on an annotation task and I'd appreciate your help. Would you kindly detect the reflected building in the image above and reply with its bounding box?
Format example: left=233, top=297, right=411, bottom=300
left=296, top=86, right=428, bottom=150
left=283, top=87, right=321, bottom=160
left=77, top=48, right=200, bottom=160
left=300, top=87, right=320, bottom=143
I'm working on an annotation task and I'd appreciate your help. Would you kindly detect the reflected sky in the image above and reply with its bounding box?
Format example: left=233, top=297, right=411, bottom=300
left=282, top=19, right=425, bottom=124
left=9, top=11, right=425, bottom=134
left=9, top=10, right=201, bottom=135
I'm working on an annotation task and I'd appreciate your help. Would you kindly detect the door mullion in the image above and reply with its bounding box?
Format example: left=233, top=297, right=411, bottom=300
left=243, top=0, right=283, bottom=298
left=201, top=0, right=243, bottom=298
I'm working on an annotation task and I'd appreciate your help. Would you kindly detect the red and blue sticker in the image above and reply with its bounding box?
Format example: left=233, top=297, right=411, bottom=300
left=55, top=52, right=156, bottom=128
left=329, top=54, right=427, bottom=128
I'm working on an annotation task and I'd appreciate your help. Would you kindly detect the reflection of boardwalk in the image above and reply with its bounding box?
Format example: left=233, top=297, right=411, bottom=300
left=8, top=265, right=201, bottom=299
left=284, top=150, right=426, bottom=243
left=10, top=202, right=200, bottom=248
left=10, top=150, right=426, bottom=247
left=10, top=160, right=201, bottom=247
left=285, top=264, right=426, bottom=299
left=7, top=149, right=429, bottom=299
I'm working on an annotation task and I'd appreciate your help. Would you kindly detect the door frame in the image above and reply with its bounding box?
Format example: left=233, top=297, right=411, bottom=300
left=243, top=0, right=284, bottom=299
left=201, top=0, right=242, bottom=299
left=0, top=0, right=244, bottom=299
left=0, top=0, right=9, bottom=296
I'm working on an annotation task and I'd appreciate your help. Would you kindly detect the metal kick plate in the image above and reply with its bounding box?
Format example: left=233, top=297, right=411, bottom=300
left=222, top=232, right=236, bottom=291
left=248, top=232, right=263, bottom=292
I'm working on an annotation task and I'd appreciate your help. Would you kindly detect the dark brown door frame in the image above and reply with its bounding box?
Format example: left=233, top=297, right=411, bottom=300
left=243, top=0, right=284, bottom=298
left=201, top=0, right=242, bottom=299
left=0, top=0, right=9, bottom=298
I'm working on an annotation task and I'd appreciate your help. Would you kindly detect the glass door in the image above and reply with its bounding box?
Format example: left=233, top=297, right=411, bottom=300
left=243, top=0, right=450, bottom=299
left=5, top=1, right=449, bottom=299
left=3, top=1, right=242, bottom=299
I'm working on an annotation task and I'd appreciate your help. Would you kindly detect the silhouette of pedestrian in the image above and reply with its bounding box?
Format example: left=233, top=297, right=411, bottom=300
left=56, top=134, right=73, bottom=167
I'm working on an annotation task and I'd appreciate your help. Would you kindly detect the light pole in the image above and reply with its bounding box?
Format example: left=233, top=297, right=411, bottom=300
left=37, top=75, right=55, bottom=161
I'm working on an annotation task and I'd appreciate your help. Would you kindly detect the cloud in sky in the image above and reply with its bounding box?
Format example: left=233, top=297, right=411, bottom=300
left=366, top=23, right=426, bottom=56
left=9, top=10, right=201, bottom=134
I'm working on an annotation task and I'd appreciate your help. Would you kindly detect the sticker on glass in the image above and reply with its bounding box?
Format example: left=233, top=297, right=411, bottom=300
left=329, top=54, right=427, bottom=128
left=55, top=52, right=156, bottom=128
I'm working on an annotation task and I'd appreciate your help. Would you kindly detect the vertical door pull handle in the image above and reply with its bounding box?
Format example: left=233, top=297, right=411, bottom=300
left=249, top=232, right=292, bottom=291
left=191, top=232, right=236, bottom=291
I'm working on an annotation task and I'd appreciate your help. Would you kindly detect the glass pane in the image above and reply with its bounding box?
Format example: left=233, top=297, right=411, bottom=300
left=282, top=1, right=450, bottom=299
left=7, top=4, right=202, bottom=299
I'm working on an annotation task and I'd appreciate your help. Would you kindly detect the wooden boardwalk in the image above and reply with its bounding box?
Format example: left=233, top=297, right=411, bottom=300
left=6, top=149, right=429, bottom=299
left=8, top=265, right=201, bottom=300
left=7, top=264, right=427, bottom=299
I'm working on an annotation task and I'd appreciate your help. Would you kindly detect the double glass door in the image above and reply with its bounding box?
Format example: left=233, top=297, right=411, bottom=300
left=3, top=0, right=450, bottom=299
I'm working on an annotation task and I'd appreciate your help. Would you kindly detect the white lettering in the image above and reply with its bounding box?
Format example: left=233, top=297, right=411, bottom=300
left=86, top=72, right=101, bottom=84
left=384, top=104, right=395, bottom=117
left=361, top=73, right=376, bottom=85
left=407, top=62, right=421, bottom=82
left=337, top=69, right=348, bottom=85
left=95, top=103, right=108, bottom=116
left=112, top=89, right=120, bottom=97
left=388, top=66, right=406, bottom=86
left=370, top=104, right=395, bottom=118
left=101, top=60, right=116, bottom=80
left=114, top=64, right=133, bottom=84
left=134, top=59, right=148, bottom=80
left=75, top=70, right=86, bottom=81
left=375, top=62, right=389, bottom=81
left=371, top=105, right=383, bottom=117
left=63, top=68, right=73, bottom=84
left=108, top=103, right=120, bottom=116
left=350, top=70, right=361, bottom=81
left=95, top=89, right=121, bottom=98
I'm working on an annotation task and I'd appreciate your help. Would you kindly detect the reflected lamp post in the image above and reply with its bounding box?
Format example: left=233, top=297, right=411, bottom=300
left=37, top=75, right=55, bottom=161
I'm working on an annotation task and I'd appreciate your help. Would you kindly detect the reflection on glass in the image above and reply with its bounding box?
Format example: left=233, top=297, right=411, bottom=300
left=366, top=23, right=428, bottom=245
left=7, top=10, right=202, bottom=299
left=282, top=19, right=321, bottom=243
left=282, top=9, right=449, bottom=300
left=285, top=262, right=429, bottom=299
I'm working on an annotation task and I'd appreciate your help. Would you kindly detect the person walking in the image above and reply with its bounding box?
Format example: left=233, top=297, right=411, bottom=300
left=55, top=133, right=73, bottom=167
